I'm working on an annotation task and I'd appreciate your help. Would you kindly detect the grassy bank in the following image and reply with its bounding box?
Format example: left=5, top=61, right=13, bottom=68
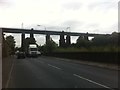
left=54, top=46, right=120, bottom=52
left=45, top=52, right=119, bottom=64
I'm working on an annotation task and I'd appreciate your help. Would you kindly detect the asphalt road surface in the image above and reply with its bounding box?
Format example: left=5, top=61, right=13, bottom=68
left=7, top=56, right=118, bottom=89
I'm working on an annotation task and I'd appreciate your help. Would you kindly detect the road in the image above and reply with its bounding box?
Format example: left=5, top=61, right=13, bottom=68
left=7, top=56, right=118, bottom=89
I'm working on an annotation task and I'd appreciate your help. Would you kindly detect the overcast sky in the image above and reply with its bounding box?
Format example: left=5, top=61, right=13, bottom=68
left=0, top=0, right=119, bottom=47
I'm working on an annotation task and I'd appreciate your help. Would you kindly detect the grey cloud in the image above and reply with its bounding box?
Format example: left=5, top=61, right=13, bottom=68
left=62, top=2, right=82, bottom=10
left=45, top=26, right=62, bottom=31
left=85, top=23, right=100, bottom=28
left=0, top=0, right=12, bottom=7
left=34, top=35, right=45, bottom=45
left=79, top=23, right=100, bottom=33
left=50, top=35, right=59, bottom=40
left=88, top=1, right=117, bottom=11
left=97, top=23, right=118, bottom=34
left=25, top=20, right=83, bottom=32
left=61, top=20, right=83, bottom=27
left=108, top=23, right=118, bottom=33
left=35, top=33, right=59, bottom=45
left=88, top=23, right=117, bottom=34
left=0, top=0, right=6, bottom=4
left=60, top=20, right=84, bottom=32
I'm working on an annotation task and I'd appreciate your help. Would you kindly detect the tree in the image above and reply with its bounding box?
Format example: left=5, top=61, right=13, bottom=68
left=24, top=37, right=36, bottom=52
left=76, top=36, right=91, bottom=48
left=2, top=34, right=9, bottom=57
left=118, top=33, right=120, bottom=46
left=5, top=35, right=16, bottom=55
left=91, top=35, right=111, bottom=46
left=43, top=38, right=58, bottom=53
left=91, top=33, right=119, bottom=47
left=111, top=32, right=119, bottom=46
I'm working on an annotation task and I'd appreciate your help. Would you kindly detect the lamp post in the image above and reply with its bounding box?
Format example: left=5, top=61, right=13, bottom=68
left=66, top=27, right=70, bottom=32
left=37, top=25, right=47, bottom=37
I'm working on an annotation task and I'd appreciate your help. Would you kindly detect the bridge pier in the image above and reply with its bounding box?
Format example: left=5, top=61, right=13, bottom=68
left=30, top=28, right=34, bottom=38
left=66, top=35, right=71, bottom=47
left=21, top=33, right=25, bottom=51
left=78, top=34, right=88, bottom=41
left=84, top=32, right=89, bottom=40
left=59, top=31, right=65, bottom=47
left=46, top=34, right=50, bottom=45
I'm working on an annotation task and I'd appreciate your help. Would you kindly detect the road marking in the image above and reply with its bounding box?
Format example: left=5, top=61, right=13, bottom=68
left=73, top=74, right=114, bottom=90
left=5, top=60, right=15, bottom=88
left=48, top=64, right=62, bottom=70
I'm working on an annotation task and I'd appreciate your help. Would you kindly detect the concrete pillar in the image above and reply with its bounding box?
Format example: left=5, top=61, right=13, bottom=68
left=21, top=33, right=25, bottom=51
left=66, top=35, right=71, bottom=46
left=84, top=33, right=89, bottom=40
left=30, top=28, right=34, bottom=38
left=0, top=28, right=2, bottom=89
left=59, top=31, right=65, bottom=47
left=46, top=34, right=50, bottom=45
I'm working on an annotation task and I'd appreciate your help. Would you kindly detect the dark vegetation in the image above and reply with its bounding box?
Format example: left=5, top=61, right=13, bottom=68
left=2, top=34, right=16, bottom=88
left=40, top=32, right=119, bottom=64
left=38, top=32, right=120, bottom=53
left=45, top=52, right=118, bottom=64
left=2, top=34, right=16, bottom=58
left=38, top=38, right=58, bottom=54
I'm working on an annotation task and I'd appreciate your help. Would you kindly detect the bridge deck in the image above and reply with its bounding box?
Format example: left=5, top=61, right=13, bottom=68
left=1, top=28, right=108, bottom=36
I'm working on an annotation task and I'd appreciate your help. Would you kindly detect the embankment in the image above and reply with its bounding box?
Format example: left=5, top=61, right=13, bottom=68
left=45, top=52, right=119, bottom=64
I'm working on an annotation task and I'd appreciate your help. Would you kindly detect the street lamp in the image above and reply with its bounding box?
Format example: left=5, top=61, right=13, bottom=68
left=37, top=24, right=47, bottom=35
left=66, top=27, right=70, bottom=32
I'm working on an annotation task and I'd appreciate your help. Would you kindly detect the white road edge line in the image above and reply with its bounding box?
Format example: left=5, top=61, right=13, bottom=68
left=73, top=74, right=114, bottom=90
left=48, top=64, right=61, bottom=70
left=5, top=60, right=15, bottom=88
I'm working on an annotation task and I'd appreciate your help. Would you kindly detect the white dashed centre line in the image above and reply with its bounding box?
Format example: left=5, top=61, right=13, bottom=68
left=48, top=64, right=62, bottom=70
left=73, top=74, right=114, bottom=90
